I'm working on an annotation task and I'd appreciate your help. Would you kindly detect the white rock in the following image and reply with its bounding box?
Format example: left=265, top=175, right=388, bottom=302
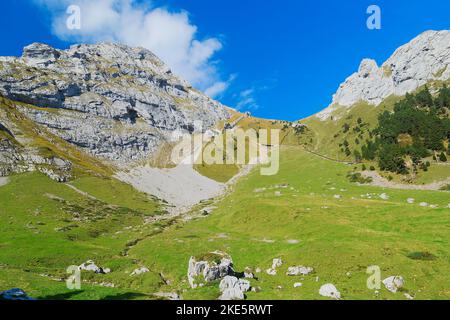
left=319, top=284, right=341, bottom=300
left=420, top=202, right=429, bottom=207
left=404, top=293, right=414, bottom=300
left=218, top=276, right=250, bottom=300
left=131, top=267, right=150, bottom=276
left=334, top=195, right=342, bottom=199
left=187, top=253, right=234, bottom=289
left=219, top=288, right=244, bottom=300
left=407, top=198, right=415, bottom=204
left=272, top=258, right=283, bottom=269
left=316, top=30, right=450, bottom=120
left=383, top=276, right=404, bottom=293
left=286, top=266, right=314, bottom=276
left=78, top=260, right=110, bottom=274
left=266, top=268, right=277, bottom=276
left=379, top=193, right=389, bottom=200
left=294, top=282, right=303, bottom=288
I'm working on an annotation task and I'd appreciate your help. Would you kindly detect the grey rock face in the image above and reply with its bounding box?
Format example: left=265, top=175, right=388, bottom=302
left=0, top=42, right=230, bottom=165
left=187, top=252, right=235, bottom=289
left=218, top=276, right=251, bottom=300
left=0, top=137, right=71, bottom=182
left=317, top=30, right=450, bottom=120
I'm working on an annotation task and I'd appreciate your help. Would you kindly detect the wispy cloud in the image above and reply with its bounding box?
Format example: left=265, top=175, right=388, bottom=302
left=235, top=78, right=278, bottom=110
left=236, top=88, right=258, bottom=110
left=33, top=0, right=229, bottom=95
left=204, top=74, right=237, bottom=98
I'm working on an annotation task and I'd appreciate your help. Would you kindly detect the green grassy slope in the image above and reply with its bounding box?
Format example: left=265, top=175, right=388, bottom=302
left=130, top=146, right=450, bottom=300
left=302, top=81, right=450, bottom=184
left=0, top=172, right=165, bottom=300
left=194, top=114, right=314, bottom=183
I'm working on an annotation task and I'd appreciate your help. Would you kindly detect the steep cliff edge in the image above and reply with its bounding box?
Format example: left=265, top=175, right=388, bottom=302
left=316, top=30, right=450, bottom=120
left=0, top=42, right=230, bottom=166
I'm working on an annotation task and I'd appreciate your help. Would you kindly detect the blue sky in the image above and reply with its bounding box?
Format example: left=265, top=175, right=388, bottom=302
left=1, top=0, right=449, bottom=120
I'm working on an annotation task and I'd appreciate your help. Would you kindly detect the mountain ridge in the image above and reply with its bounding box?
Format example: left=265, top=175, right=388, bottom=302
left=0, top=42, right=231, bottom=166
left=316, top=30, right=450, bottom=121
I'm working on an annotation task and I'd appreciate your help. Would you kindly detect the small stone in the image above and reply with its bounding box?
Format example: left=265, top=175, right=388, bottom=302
left=404, top=293, right=414, bottom=300
left=286, top=266, right=314, bottom=276
left=272, top=258, right=283, bottom=269
left=294, top=282, right=303, bottom=288
left=319, top=284, right=341, bottom=300
left=380, top=193, right=389, bottom=200
left=266, top=268, right=277, bottom=276
left=131, top=267, right=149, bottom=276
left=383, top=276, right=404, bottom=293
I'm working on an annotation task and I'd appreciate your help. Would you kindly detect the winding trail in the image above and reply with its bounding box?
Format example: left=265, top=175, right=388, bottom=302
left=361, top=170, right=450, bottom=191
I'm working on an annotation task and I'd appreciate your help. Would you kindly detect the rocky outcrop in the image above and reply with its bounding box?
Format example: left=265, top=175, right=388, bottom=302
left=187, top=252, right=235, bottom=288
left=0, top=136, right=71, bottom=182
left=218, top=276, right=251, bottom=300
left=317, top=30, right=450, bottom=120
left=0, top=42, right=230, bottom=165
left=78, top=260, right=111, bottom=274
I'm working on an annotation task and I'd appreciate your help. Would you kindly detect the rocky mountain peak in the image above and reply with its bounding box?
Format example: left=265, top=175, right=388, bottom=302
left=0, top=42, right=230, bottom=165
left=317, top=30, right=450, bottom=120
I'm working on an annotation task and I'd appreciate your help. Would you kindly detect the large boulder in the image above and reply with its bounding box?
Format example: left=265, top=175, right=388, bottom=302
left=187, top=252, right=234, bottom=288
left=319, top=283, right=341, bottom=300
left=218, top=276, right=251, bottom=300
left=383, top=276, right=404, bottom=293
left=78, top=260, right=111, bottom=274
left=0, top=288, right=34, bottom=300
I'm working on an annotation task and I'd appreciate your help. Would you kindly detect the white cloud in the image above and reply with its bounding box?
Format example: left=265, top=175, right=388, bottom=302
left=33, top=0, right=228, bottom=93
left=236, top=88, right=259, bottom=110
left=204, top=74, right=236, bottom=98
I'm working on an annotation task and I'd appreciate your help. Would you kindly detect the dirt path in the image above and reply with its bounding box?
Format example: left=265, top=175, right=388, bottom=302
left=64, top=183, right=98, bottom=200
left=361, top=171, right=450, bottom=191
left=300, top=146, right=449, bottom=191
